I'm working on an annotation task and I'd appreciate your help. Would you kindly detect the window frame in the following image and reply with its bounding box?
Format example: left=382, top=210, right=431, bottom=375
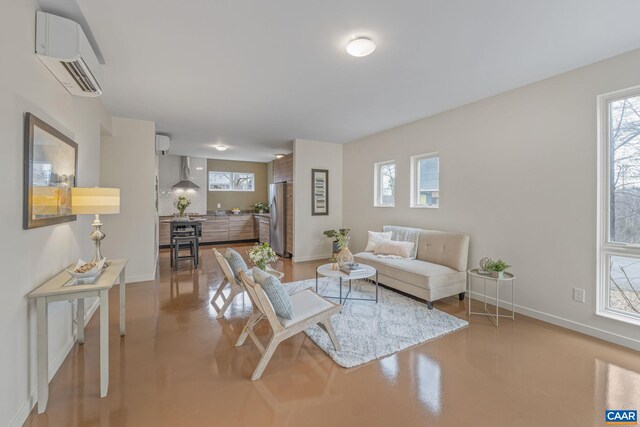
left=596, top=85, right=640, bottom=325
left=208, top=171, right=255, bottom=192
left=410, top=152, right=440, bottom=209
left=373, top=160, right=396, bottom=207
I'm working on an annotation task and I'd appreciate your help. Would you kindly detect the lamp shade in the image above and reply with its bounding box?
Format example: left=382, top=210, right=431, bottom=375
left=71, top=187, right=120, bottom=215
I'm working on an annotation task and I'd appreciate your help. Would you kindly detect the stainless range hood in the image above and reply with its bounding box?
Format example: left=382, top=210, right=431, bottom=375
left=171, top=156, right=200, bottom=189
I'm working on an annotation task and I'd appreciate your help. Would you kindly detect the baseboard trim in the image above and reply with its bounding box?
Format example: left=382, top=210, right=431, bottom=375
left=126, top=273, right=156, bottom=283
left=468, top=291, right=640, bottom=351
left=292, top=254, right=331, bottom=263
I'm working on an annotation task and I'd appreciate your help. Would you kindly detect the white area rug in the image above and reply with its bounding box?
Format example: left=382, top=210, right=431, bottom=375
left=285, top=277, right=468, bottom=368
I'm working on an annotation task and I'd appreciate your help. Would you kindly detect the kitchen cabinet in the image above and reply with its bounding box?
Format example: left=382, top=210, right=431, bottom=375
left=201, top=216, right=229, bottom=242
left=256, top=215, right=270, bottom=244
left=273, top=153, right=293, bottom=183
left=159, top=214, right=258, bottom=246
left=228, top=214, right=255, bottom=241
left=286, top=183, right=294, bottom=255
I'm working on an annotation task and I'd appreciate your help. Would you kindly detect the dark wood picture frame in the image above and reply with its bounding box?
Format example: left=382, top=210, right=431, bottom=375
left=311, top=169, right=329, bottom=216
left=23, top=113, right=78, bottom=229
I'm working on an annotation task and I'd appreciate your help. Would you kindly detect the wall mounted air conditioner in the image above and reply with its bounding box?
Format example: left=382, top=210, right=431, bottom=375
left=156, top=135, right=171, bottom=155
left=35, top=11, right=103, bottom=97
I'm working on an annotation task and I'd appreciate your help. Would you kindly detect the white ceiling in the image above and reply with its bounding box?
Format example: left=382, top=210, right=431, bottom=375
left=69, top=0, right=640, bottom=161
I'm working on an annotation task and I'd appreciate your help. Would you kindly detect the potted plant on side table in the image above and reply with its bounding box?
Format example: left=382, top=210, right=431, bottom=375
left=485, top=259, right=511, bottom=279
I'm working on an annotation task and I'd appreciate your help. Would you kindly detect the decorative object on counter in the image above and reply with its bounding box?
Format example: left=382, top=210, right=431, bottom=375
left=252, top=202, right=269, bottom=214
left=248, top=241, right=278, bottom=270
left=71, top=187, right=120, bottom=263
left=311, top=168, right=329, bottom=216
left=478, top=257, right=492, bottom=274
left=323, top=228, right=351, bottom=253
left=174, top=195, right=191, bottom=217
left=23, top=113, right=78, bottom=230
left=231, top=207, right=241, bottom=214
left=65, top=258, right=106, bottom=284
left=484, top=258, right=511, bottom=278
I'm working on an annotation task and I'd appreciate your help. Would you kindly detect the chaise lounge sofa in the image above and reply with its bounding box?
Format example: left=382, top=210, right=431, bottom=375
left=354, top=226, right=470, bottom=309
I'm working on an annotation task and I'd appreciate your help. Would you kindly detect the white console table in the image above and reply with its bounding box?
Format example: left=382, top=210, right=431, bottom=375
left=27, top=259, right=127, bottom=413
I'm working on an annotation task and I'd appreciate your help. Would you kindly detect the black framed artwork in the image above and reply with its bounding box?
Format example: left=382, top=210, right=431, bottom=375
left=311, top=169, right=329, bottom=216
left=23, top=113, right=78, bottom=229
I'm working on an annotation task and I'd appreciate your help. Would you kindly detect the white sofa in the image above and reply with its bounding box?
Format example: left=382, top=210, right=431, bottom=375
left=354, top=226, right=470, bottom=309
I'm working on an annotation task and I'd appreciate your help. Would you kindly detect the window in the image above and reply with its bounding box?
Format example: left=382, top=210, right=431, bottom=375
left=208, top=171, right=255, bottom=192
left=597, top=87, right=640, bottom=324
left=374, top=160, right=395, bottom=207
left=410, top=153, right=439, bottom=208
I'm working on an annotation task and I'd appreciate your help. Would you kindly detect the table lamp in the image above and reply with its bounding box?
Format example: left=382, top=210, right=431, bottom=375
left=71, top=187, right=120, bottom=262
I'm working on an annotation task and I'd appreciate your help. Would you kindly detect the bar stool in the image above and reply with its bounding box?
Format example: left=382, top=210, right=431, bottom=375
left=170, top=221, right=201, bottom=268
left=173, top=234, right=199, bottom=270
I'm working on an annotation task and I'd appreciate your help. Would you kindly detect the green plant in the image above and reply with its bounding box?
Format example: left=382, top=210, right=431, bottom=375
left=485, top=259, right=511, bottom=272
left=323, top=228, right=350, bottom=249
left=253, top=202, right=269, bottom=213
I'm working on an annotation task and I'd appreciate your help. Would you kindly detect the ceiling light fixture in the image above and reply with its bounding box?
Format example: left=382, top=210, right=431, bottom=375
left=275, top=154, right=285, bottom=159
left=346, top=37, right=376, bottom=57
left=214, top=145, right=228, bottom=151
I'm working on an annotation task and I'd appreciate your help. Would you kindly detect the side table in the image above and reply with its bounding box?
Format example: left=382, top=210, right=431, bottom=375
left=467, top=268, right=515, bottom=326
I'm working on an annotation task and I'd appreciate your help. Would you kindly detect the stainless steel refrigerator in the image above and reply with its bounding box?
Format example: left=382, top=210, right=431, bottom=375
left=269, top=183, right=287, bottom=256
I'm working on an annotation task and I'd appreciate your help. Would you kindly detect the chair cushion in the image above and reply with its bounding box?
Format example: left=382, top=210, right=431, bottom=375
left=373, top=240, right=414, bottom=258
left=354, top=252, right=466, bottom=290
left=278, top=289, right=334, bottom=328
left=253, top=268, right=293, bottom=320
left=364, top=231, right=393, bottom=252
left=383, top=225, right=421, bottom=259
left=224, top=248, right=249, bottom=281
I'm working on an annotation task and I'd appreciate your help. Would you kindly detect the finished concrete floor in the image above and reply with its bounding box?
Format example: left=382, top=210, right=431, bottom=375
left=24, top=244, right=640, bottom=427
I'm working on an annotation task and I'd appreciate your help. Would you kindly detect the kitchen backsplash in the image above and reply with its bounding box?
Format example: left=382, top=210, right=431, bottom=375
left=158, top=155, right=207, bottom=216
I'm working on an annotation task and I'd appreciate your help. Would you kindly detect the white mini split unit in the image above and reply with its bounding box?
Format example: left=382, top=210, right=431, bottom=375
left=156, top=135, right=171, bottom=155
left=35, top=11, right=103, bottom=97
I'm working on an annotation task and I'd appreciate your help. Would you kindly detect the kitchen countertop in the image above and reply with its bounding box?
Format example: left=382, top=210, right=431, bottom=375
left=159, top=211, right=269, bottom=218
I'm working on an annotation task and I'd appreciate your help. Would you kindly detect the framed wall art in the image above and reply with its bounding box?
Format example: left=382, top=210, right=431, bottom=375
left=23, top=113, right=78, bottom=229
left=311, top=168, right=329, bottom=216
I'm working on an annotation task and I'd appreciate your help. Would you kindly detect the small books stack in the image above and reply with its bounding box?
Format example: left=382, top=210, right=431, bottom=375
left=339, top=263, right=365, bottom=275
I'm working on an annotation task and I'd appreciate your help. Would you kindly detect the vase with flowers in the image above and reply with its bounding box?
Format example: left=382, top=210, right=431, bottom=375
left=248, top=242, right=278, bottom=270
left=174, top=195, right=191, bottom=218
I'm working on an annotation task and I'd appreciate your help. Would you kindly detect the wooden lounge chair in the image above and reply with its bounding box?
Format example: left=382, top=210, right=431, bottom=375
left=236, top=270, right=342, bottom=380
left=211, top=248, right=248, bottom=318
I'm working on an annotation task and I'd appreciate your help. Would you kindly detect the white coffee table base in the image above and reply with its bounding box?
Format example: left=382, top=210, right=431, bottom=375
left=315, top=263, right=379, bottom=304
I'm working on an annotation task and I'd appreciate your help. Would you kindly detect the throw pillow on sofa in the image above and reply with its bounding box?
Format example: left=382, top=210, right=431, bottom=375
left=252, top=267, right=294, bottom=320
left=364, top=230, right=393, bottom=252
left=224, top=248, right=249, bottom=281
left=374, top=240, right=415, bottom=259
left=383, top=225, right=421, bottom=259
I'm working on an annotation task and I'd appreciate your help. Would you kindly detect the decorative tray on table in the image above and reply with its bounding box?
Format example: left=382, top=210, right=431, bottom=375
left=65, top=258, right=106, bottom=285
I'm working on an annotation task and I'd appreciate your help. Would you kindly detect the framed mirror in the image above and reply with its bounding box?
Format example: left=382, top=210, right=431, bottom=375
left=23, top=113, right=78, bottom=229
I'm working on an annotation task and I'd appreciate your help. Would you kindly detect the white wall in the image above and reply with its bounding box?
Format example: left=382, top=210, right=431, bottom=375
left=0, top=1, right=112, bottom=425
left=100, top=117, right=157, bottom=282
left=343, top=49, right=640, bottom=350
left=293, top=139, right=343, bottom=262
left=157, top=155, right=207, bottom=216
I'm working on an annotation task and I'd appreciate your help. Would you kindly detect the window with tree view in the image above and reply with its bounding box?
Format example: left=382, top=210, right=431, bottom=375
left=598, top=89, right=640, bottom=323
left=374, top=161, right=395, bottom=207
left=208, top=171, right=255, bottom=192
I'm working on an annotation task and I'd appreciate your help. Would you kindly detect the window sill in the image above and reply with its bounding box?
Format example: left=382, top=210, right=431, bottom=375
left=410, top=205, right=439, bottom=209
left=373, top=204, right=395, bottom=208
left=596, top=308, right=640, bottom=327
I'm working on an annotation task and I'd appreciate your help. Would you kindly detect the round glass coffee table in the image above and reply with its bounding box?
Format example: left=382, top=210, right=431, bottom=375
left=315, top=263, right=379, bottom=304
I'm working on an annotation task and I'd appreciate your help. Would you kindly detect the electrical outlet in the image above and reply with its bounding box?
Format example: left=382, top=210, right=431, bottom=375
left=573, top=288, right=586, bottom=303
